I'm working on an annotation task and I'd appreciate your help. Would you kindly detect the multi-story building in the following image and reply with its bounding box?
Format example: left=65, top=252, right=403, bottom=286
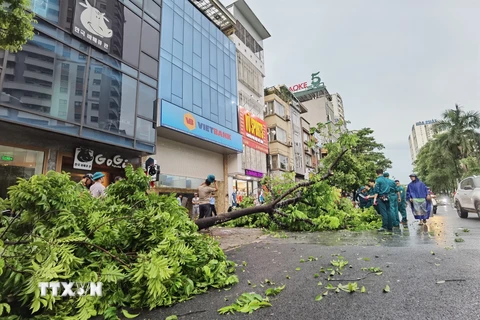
left=0, top=0, right=161, bottom=198
left=264, top=85, right=317, bottom=180
left=409, top=119, right=438, bottom=163
left=289, top=72, right=340, bottom=159
left=225, top=0, right=270, bottom=204
left=331, top=93, right=347, bottom=132
left=150, top=0, right=241, bottom=212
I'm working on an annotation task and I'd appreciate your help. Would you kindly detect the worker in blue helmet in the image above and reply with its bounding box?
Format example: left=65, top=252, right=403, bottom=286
left=384, top=172, right=401, bottom=227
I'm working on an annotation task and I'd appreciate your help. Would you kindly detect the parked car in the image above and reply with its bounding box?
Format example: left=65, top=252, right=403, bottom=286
left=453, top=176, right=480, bottom=219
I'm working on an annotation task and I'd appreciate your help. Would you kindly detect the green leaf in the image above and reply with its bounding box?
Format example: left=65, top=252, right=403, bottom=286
left=265, top=285, right=286, bottom=297
left=247, top=280, right=251, bottom=285
left=383, top=285, right=390, bottom=293
left=363, top=257, right=370, bottom=261
left=286, top=275, right=290, bottom=279
left=165, top=316, right=178, bottom=320
left=361, top=286, right=366, bottom=293
left=314, top=273, right=319, bottom=278
left=296, top=267, right=301, bottom=271
left=431, top=251, right=435, bottom=255
left=121, top=309, right=139, bottom=318
left=315, top=294, right=323, bottom=301
left=300, top=259, right=305, bottom=263
left=317, top=281, right=322, bottom=286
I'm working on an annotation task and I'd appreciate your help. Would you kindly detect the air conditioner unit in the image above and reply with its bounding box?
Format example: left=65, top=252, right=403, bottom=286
left=289, top=165, right=294, bottom=171
left=285, top=115, right=291, bottom=121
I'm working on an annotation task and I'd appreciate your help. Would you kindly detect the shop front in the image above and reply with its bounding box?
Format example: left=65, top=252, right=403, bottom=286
left=57, top=147, right=134, bottom=186
left=0, top=143, right=47, bottom=199
left=232, top=169, right=264, bottom=203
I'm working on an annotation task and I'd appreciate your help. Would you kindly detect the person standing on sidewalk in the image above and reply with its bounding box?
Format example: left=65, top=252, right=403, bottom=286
left=372, top=169, right=393, bottom=232
left=396, top=180, right=408, bottom=224
left=210, top=195, right=217, bottom=216
left=90, top=172, right=106, bottom=198
left=198, top=175, right=218, bottom=219
left=192, top=193, right=200, bottom=220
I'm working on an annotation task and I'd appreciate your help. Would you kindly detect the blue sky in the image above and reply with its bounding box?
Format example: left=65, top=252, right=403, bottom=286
left=224, top=0, right=480, bottom=182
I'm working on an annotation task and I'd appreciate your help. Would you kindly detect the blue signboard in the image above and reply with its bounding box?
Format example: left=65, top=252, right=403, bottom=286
left=160, top=100, right=243, bottom=152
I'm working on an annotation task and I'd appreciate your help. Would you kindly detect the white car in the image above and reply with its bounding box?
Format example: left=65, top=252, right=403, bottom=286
left=454, top=176, right=480, bottom=219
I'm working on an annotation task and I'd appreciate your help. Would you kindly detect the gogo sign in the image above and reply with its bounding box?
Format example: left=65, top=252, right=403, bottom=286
left=238, top=107, right=268, bottom=154
left=160, top=100, right=243, bottom=152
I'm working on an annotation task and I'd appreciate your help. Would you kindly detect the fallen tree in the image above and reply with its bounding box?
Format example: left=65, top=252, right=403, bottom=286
left=195, top=149, right=349, bottom=230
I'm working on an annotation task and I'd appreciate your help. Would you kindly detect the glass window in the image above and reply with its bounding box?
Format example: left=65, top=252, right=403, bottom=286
left=145, top=0, right=161, bottom=23
left=0, top=144, right=45, bottom=199
left=140, top=53, right=159, bottom=79
left=305, top=154, right=312, bottom=167
left=137, top=83, right=156, bottom=119
left=269, top=127, right=287, bottom=144
left=0, top=33, right=86, bottom=124
left=265, top=100, right=285, bottom=118
left=31, top=0, right=60, bottom=25
left=136, top=117, right=155, bottom=142
left=271, top=155, right=288, bottom=171
left=85, top=59, right=137, bottom=137
left=110, top=7, right=141, bottom=67
left=141, top=22, right=160, bottom=59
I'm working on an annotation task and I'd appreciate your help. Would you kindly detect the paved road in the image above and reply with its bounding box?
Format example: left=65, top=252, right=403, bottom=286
left=144, top=205, right=480, bottom=320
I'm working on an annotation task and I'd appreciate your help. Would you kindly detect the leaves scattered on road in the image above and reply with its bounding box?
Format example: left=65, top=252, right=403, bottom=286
left=383, top=285, right=390, bottom=293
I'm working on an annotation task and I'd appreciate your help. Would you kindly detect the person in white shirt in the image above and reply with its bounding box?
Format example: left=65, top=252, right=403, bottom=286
left=192, top=193, right=200, bottom=220
left=90, top=172, right=106, bottom=198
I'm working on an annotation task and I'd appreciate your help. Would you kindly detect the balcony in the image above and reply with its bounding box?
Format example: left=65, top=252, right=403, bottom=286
left=23, top=70, right=54, bottom=82
left=24, top=57, right=54, bottom=70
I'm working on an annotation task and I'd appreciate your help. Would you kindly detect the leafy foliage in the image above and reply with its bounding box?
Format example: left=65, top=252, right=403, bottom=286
left=217, top=292, right=271, bottom=315
left=0, top=0, right=35, bottom=51
left=0, top=166, right=238, bottom=319
left=265, top=285, right=285, bottom=297
left=415, top=104, right=480, bottom=192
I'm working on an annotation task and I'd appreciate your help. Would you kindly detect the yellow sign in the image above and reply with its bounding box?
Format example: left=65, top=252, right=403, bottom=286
left=244, top=113, right=264, bottom=139
left=184, top=113, right=196, bottom=131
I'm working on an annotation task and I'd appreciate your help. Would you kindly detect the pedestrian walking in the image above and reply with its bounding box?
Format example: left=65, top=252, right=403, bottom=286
left=90, top=172, right=106, bottom=198
left=232, top=187, right=238, bottom=207
left=372, top=169, right=394, bottom=232
left=192, top=193, right=200, bottom=220
left=384, top=172, right=401, bottom=227
left=177, top=194, right=183, bottom=206
left=406, top=173, right=431, bottom=225
left=198, top=175, right=218, bottom=219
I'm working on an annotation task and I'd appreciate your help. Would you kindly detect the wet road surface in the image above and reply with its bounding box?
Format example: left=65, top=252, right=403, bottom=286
left=144, top=205, right=480, bottom=320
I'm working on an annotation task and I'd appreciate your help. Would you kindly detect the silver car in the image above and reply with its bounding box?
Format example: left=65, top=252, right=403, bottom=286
left=454, top=176, right=480, bottom=219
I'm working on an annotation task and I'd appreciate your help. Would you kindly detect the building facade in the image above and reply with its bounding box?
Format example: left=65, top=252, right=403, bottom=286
left=151, top=0, right=241, bottom=212
left=264, top=85, right=317, bottom=180
left=0, top=0, right=161, bottom=198
left=408, top=119, right=438, bottom=163
left=225, top=0, right=270, bottom=204
left=331, top=93, right=347, bottom=132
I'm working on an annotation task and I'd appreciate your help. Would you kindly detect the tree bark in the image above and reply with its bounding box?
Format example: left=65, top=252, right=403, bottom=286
left=195, top=149, right=349, bottom=230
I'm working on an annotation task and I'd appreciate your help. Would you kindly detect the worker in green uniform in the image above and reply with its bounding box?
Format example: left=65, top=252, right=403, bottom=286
left=395, top=180, right=408, bottom=224
left=373, top=169, right=393, bottom=232
left=384, top=172, right=400, bottom=227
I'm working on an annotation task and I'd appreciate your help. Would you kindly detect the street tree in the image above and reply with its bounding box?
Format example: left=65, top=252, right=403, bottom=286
left=0, top=0, right=35, bottom=52
left=415, top=104, right=480, bottom=192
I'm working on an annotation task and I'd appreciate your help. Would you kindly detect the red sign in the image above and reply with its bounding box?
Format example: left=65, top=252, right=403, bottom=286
left=289, top=82, right=308, bottom=92
left=238, top=107, right=269, bottom=154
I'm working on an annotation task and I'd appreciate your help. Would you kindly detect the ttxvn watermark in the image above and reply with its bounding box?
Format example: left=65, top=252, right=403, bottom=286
left=38, top=282, right=103, bottom=297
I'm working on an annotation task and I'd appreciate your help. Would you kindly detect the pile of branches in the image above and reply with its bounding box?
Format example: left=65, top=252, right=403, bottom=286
left=0, top=166, right=238, bottom=319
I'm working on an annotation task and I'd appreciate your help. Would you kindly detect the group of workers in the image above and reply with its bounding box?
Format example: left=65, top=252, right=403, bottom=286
left=357, top=169, right=433, bottom=232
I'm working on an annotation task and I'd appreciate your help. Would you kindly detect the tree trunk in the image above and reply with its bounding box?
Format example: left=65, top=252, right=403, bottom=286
left=194, top=149, right=349, bottom=230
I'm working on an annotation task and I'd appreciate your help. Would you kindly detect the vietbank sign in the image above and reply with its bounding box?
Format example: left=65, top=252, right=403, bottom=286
left=160, top=100, right=243, bottom=152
